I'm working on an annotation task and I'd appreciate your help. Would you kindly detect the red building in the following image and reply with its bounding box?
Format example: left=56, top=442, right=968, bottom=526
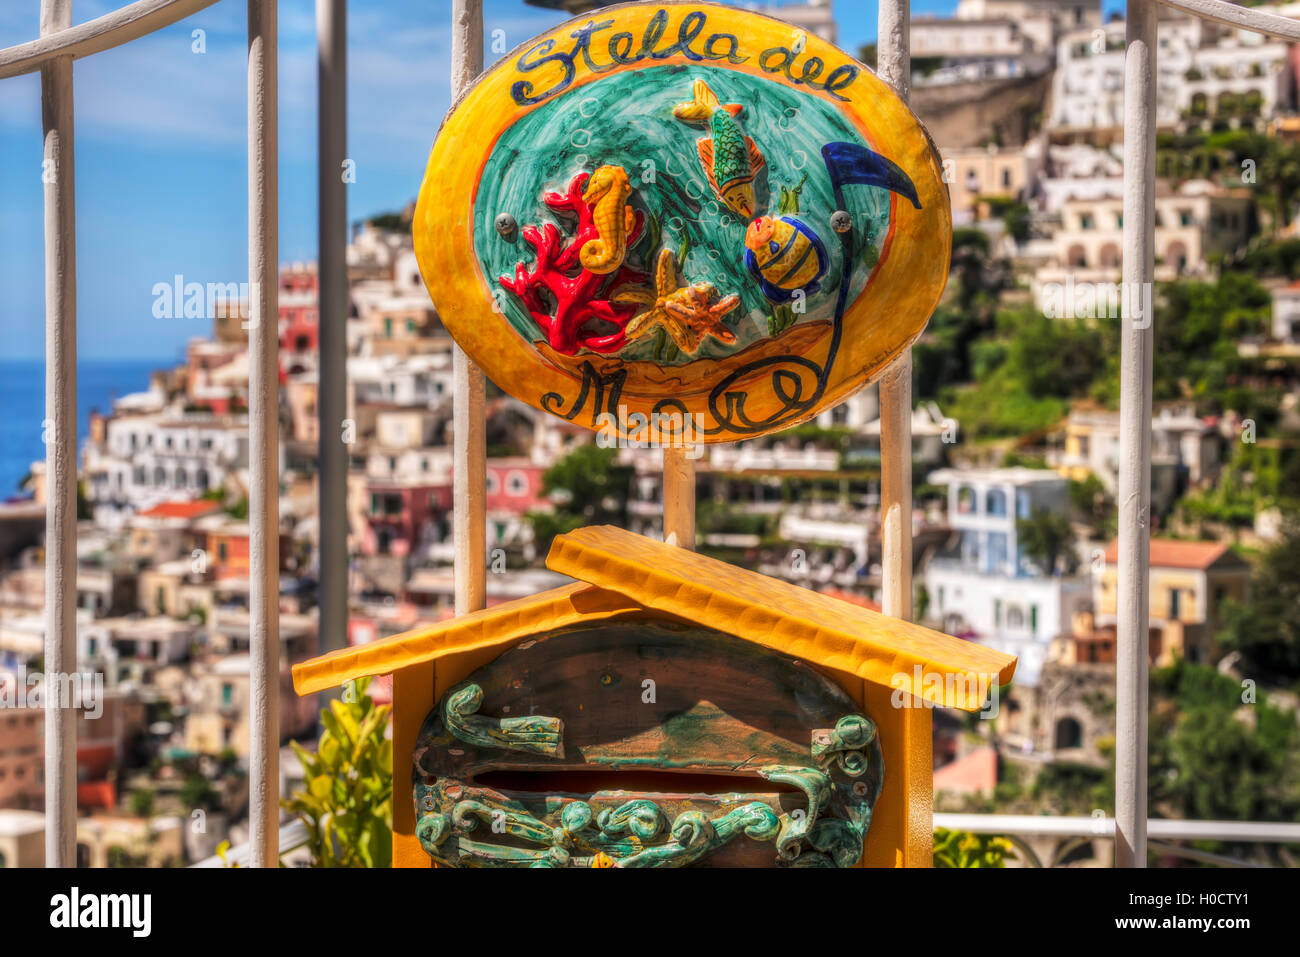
left=278, top=264, right=319, bottom=361
left=364, top=481, right=452, bottom=557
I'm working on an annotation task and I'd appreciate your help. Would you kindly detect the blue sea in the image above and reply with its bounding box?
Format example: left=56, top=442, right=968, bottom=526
left=0, top=359, right=174, bottom=499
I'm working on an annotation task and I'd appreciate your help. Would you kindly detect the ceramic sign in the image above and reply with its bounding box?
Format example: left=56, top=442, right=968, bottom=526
left=414, top=1, right=951, bottom=444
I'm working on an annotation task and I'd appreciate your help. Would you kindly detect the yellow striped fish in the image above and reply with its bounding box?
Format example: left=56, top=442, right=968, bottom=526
left=743, top=215, right=829, bottom=304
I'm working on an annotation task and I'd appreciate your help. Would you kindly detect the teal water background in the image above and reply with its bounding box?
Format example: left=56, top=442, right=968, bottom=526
left=474, top=64, right=892, bottom=364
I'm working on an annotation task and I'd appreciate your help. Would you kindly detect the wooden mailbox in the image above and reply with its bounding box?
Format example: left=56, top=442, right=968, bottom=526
left=291, top=527, right=1017, bottom=867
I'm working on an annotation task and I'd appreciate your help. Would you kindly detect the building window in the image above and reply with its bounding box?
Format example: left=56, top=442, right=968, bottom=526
left=506, top=472, right=527, bottom=496
left=1169, top=588, right=1181, bottom=620
left=956, top=486, right=975, bottom=514
left=221, top=683, right=233, bottom=706
left=1016, top=490, right=1033, bottom=519
left=1054, top=717, right=1083, bottom=750
left=1007, top=605, right=1025, bottom=629
left=985, top=489, right=1007, bottom=517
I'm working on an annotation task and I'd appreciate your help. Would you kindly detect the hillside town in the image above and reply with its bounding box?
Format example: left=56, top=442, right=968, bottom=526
left=1, top=0, right=1299, bottom=868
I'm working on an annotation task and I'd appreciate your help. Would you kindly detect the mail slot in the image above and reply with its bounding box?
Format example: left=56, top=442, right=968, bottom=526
left=292, top=526, right=1017, bottom=867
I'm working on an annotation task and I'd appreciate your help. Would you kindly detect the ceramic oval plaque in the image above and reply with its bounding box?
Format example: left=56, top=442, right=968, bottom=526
left=414, top=1, right=951, bottom=444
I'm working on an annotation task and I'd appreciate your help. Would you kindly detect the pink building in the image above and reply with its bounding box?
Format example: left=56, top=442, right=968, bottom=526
left=278, top=264, right=319, bottom=362
left=363, top=481, right=451, bottom=557
left=484, top=458, right=546, bottom=514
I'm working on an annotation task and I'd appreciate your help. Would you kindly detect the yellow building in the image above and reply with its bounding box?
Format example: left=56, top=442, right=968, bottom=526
left=1096, top=539, right=1250, bottom=665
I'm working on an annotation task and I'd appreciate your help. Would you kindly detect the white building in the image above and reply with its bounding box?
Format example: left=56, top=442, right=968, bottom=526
left=1050, top=13, right=1292, bottom=133
left=84, top=413, right=254, bottom=523
left=349, top=352, right=454, bottom=407
left=1035, top=179, right=1253, bottom=305
left=1047, top=404, right=1221, bottom=513
left=1271, top=280, right=1300, bottom=342
left=923, top=467, right=1091, bottom=686
left=910, top=0, right=1098, bottom=87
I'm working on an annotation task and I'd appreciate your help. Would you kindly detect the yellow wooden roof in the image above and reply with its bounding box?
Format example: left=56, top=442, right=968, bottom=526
left=548, top=526, right=1016, bottom=710
left=291, top=526, right=1016, bottom=710
left=291, top=582, right=641, bottom=695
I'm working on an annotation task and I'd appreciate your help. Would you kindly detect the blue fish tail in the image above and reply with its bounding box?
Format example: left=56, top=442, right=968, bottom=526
left=821, top=142, right=922, bottom=210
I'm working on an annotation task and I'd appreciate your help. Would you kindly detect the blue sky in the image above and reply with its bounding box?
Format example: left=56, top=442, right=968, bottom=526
left=0, top=0, right=1115, bottom=361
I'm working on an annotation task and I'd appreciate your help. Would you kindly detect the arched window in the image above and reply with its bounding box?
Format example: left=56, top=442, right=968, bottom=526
left=1054, top=717, right=1083, bottom=750
left=956, top=486, right=976, bottom=514
left=985, top=488, right=1007, bottom=516
left=1007, top=605, right=1025, bottom=629
left=1166, top=241, right=1189, bottom=274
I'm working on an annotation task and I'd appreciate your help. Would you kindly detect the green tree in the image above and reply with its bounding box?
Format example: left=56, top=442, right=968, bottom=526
left=1016, top=509, right=1078, bottom=575
left=526, top=443, right=631, bottom=555
left=1069, top=474, right=1115, bottom=539
left=1148, top=661, right=1300, bottom=857
left=282, top=677, right=393, bottom=868
left=179, top=774, right=221, bottom=813
left=1217, top=524, right=1300, bottom=684
left=1257, top=138, right=1300, bottom=233
left=932, top=828, right=1017, bottom=867
left=129, top=788, right=155, bottom=819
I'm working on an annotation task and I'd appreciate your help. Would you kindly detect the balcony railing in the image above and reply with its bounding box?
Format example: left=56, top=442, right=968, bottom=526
left=7, top=0, right=1300, bottom=869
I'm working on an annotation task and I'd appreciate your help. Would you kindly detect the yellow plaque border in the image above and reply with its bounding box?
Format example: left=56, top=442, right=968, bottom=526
left=414, top=0, right=951, bottom=443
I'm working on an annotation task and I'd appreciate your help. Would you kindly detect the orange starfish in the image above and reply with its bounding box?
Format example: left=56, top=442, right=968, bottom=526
left=616, top=248, right=739, bottom=355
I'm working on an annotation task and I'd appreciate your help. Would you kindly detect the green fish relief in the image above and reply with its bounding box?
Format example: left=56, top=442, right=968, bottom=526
left=673, top=78, right=766, bottom=218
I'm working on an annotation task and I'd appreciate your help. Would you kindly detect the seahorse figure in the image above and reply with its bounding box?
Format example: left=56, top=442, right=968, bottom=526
left=579, top=165, right=637, bottom=275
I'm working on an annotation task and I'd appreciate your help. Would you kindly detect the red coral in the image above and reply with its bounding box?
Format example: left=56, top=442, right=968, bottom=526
left=499, top=172, right=646, bottom=356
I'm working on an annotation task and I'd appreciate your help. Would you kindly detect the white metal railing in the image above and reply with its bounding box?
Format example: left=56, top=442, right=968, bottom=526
left=935, top=813, right=1300, bottom=868
left=190, top=817, right=311, bottom=868
left=8, top=0, right=1296, bottom=871
left=2, top=0, right=277, bottom=867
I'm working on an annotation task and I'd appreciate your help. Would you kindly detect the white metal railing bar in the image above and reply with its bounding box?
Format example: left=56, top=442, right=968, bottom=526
left=316, top=0, right=348, bottom=660
left=663, top=447, right=696, bottom=548
left=878, top=0, right=914, bottom=623
left=1116, top=0, right=1157, bottom=870
left=246, top=0, right=280, bottom=868
left=0, top=0, right=221, bottom=80
left=40, top=0, right=78, bottom=870
left=1156, top=0, right=1300, bottom=41
left=935, top=814, right=1300, bottom=843
left=190, top=818, right=311, bottom=867
left=451, top=0, right=487, bottom=617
